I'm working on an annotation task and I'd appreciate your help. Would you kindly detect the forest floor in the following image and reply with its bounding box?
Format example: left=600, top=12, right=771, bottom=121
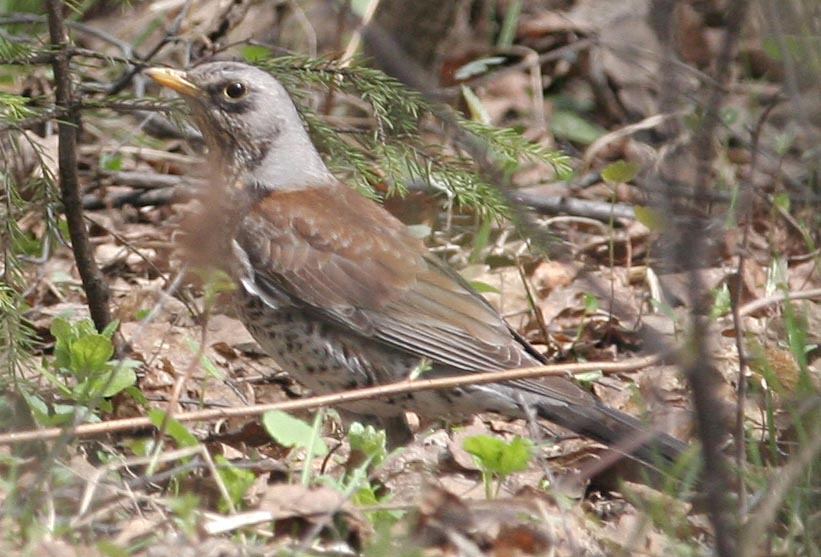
left=1, top=1, right=819, bottom=556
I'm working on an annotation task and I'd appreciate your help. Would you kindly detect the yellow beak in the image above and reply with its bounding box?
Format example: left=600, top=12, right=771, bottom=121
left=146, top=67, right=201, bottom=97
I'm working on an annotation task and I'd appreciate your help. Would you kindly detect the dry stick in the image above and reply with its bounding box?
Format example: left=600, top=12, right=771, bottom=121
left=736, top=288, right=821, bottom=318
left=0, top=355, right=660, bottom=446
left=730, top=99, right=778, bottom=515
left=11, top=1, right=117, bottom=525
left=681, top=1, right=751, bottom=555
left=46, top=0, right=111, bottom=333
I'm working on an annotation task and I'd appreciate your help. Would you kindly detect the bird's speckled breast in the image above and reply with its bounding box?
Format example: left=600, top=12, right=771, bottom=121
left=233, top=285, right=429, bottom=417
left=233, top=284, right=527, bottom=421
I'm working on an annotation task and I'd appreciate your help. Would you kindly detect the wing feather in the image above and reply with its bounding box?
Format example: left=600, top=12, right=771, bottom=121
left=235, top=183, right=594, bottom=406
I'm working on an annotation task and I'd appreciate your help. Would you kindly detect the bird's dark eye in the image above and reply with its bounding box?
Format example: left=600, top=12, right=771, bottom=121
left=223, top=81, right=247, bottom=100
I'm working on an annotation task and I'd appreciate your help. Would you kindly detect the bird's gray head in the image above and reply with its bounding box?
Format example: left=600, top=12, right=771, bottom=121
left=147, top=61, right=331, bottom=190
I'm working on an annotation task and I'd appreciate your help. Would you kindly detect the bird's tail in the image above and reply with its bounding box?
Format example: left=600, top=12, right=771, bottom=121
left=537, top=401, right=689, bottom=468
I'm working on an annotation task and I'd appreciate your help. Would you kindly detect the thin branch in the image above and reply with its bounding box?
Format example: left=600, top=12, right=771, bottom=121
left=46, top=0, right=111, bottom=332
left=731, top=98, right=778, bottom=514
left=0, top=354, right=663, bottom=446
left=736, top=288, right=821, bottom=318
left=676, top=1, right=751, bottom=555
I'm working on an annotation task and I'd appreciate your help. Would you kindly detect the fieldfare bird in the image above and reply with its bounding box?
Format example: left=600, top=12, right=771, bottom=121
left=147, top=61, right=688, bottom=466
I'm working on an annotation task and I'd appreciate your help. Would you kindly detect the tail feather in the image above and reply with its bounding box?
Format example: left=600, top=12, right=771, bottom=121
left=537, top=401, right=688, bottom=467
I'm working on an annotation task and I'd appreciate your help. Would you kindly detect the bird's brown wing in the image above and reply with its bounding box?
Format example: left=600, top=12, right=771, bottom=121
left=236, top=183, right=593, bottom=406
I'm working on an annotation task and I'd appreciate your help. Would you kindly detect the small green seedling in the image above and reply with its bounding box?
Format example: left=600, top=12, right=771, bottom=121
left=347, top=422, right=403, bottom=528
left=214, top=454, right=256, bottom=513
left=348, top=421, right=388, bottom=468
left=33, top=317, right=139, bottom=424
left=463, top=434, right=534, bottom=498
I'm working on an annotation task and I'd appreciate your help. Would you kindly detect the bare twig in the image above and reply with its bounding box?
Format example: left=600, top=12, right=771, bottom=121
left=730, top=98, right=778, bottom=514
left=514, top=190, right=636, bottom=221
left=46, top=0, right=111, bottom=333
left=0, top=354, right=663, bottom=446
left=82, top=184, right=190, bottom=210
left=674, top=1, right=751, bottom=555
left=736, top=288, right=821, bottom=318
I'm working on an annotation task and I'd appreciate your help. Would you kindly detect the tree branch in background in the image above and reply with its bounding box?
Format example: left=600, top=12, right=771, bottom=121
left=46, top=0, right=111, bottom=332
left=657, top=1, right=752, bottom=555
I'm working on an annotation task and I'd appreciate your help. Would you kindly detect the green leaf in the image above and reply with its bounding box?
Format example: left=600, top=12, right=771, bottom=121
left=497, top=0, right=523, bottom=48
left=51, top=317, right=74, bottom=356
left=57, top=218, right=71, bottom=243
left=710, top=284, right=732, bottom=319
left=721, top=107, right=739, bottom=125
left=463, top=435, right=533, bottom=476
left=37, top=366, right=73, bottom=397
left=123, top=437, right=153, bottom=457
left=469, top=280, right=501, bottom=294
left=550, top=109, right=606, bottom=145
left=21, top=391, right=51, bottom=425
left=582, top=293, right=600, bottom=314
left=124, top=385, right=148, bottom=406
left=633, top=205, right=666, bottom=231
left=601, top=160, right=639, bottom=184
left=98, top=365, right=138, bottom=397
left=101, top=319, right=120, bottom=339
left=69, top=334, right=114, bottom=375
left=353, top=484, right=403, bottom=528
left=100, top=152, right=123, bottom=172
left=184, top=338, right=226, bottom=380
left=469, top=217, right=493, bottom=264
left=148, top=409, right=199, bottom=448
left=348, top=422, right=387, bottom=465
left=96, top=540, right=129, bottom=557
left=134, top=308, right=151, bottom=321
left=75, top=319, right=98, bottom=337
left=166, top=492, right=200, bottom=520
left=197, top=268, right=236, bottom=308
left=409, top=358, right=432, bottom=381
left=241, top=44, right=271, bottom=62
left=353, top=485, right=380, bottom=506
left=773, top=131, right=796, bottom=157
left=215, top=455, right=256, bottom=512
left=772, top=192, right=790, bottom=212
left=263, top=410, right=328, bottom=455
left=497, top=436, right=533, bottom=475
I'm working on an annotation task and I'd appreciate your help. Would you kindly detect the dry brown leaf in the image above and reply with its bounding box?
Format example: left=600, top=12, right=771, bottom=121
left=448, top=420, right=493, bottom=472
left=257, top=483, right=371, bottom=544
left=531, top=260, right=580, bottom=294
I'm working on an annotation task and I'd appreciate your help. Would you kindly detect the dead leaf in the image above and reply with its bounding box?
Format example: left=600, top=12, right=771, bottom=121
left=257, top=484, right=371, bottom=546
left=448, top=420, right=493, bottom=472
left=531, top=260, right=580, bottom=293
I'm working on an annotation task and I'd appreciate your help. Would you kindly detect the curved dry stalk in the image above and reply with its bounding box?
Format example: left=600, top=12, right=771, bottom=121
left=0, top=354, right=662, bottom=446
